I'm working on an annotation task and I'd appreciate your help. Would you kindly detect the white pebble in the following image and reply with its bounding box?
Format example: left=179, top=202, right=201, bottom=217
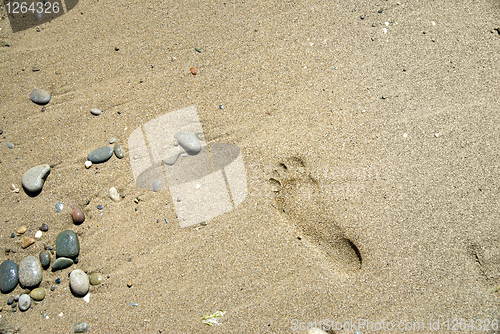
left=90, top=108, right=102, bottom=116
left=109, top=187, right=120, bottom=202
left=34, top=230, right=43, bottom=239
left=383, top=28, right=387, bottom=34
left=84, top=161, right=92, bottom=169
left=385, top=21, right=389, bottom=26
left=403, top=133, right=408, bottom=138
left=308, top=328, right=328, bottom=334
left=83, top=293, right=90, bottom=303
left=69, top=269, right=90, bottom=297
left=434, top=133, right=439, bottom=138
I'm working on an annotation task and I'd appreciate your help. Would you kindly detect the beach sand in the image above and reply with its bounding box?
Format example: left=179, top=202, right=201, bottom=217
left=0, top=0, right=500, bottom=332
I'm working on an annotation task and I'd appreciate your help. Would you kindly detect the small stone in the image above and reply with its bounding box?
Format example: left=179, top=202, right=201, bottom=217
left=31, top=65, right=40, bottom=72
left=127, top=279, right=132, bottom=287
left=55, top=278, right=61, bottom=284
left=219, top=105, right=224, bottom=110
left=55, top=202, right=64, bottom=212
left=55, top=230, right=80, bottom=258
left=109, top=138, right=116, bottom=144
left=0, top=260, right=18, bottom=293
left=84, top=160, right=92, bottom=169
left=16, top=226, right=26, bottom=234
left=22, top=165, right=51, bottom=194
left=29, top=287, right=45, bottom=301
left=378, top=9, right=383, bottom=13
left=97, top=204, right=103, bottom=210
left=10, top=183, right=19, bottom=192
left=18, top=256, right=42, bottom=288
left=152, top=179, right=161, bottom=192
left=21, top=236, right=35, bottom=249
left=51, top=257, right=73, bottom=271
left=162, top=146, right=181, bottom=165
left=114, top=46, right=120, bottom=51
left=190, top=67, right=197, bottom=75
left=39, top=250, right=51, bottom=269
left=29, top=89, right=51, bottom=105
left=18, top=294, right=31, bottom=311
left=10, top=233, right=15, bottom=238
left=89, top=273, right=103, bottom=285
left=69, top=269, right=89, bottom=297
left=177, top=197, right=181, bottom=202
left=14, top=294, right=19, bottom=301
left=50, top=284, right=56, bottom=291
left=4, top=142, right=13, bottom=149
left=87, top=146, right=113, bottom=163
left=7, top=296, right=14, bottom=305
left=174, top=130, right=201, bottom=155
left=70, top=204, right=85, bottom=224
left=113, top=143, right=125, bottom=159
left=34, top=230, right=42, bottom=239
left=90, top=108, right=102, bottom=116
left=109, top=187, right=120, bottom=202
left=73, top=321, right=89, bottom=333
left=39, top=223, right=49, bottom=232
left=360, top=15, right=365, bottom=19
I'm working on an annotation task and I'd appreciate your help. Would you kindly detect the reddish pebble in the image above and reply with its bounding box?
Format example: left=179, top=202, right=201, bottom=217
left=70, top=204, right=85, bottom=224
left=190, top=67, right=197, bottom=75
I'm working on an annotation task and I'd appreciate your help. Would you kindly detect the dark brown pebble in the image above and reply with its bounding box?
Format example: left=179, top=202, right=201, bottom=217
left=41, top=107, right=46, bottom=112
left=39, top=223, right=49, bottom=232
left=190, top=67, right=197, bottom=75
left=70, top=204, right=85, bottom=224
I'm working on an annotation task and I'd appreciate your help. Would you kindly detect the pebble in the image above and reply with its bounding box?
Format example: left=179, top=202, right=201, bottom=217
left=162, top=146, right=181, bottom=165
left=55, top=202, right=64, bottom=212
left=22, top=165, right=51, bottom=194
left=89, top=273, right=103, bottom=285
left=56, top=230, right=80, bottom=258
left=308, top=328, right=328, bottom=334
left=73, top=321, right=89, bottom=333
left=109, top=138, right=115, bottom=144
left=34, top=230, right=42, bottom=239
left=29, top=89, right=51, bottom=105
left=18, top=294, right=31, bottom=311
left=29, top=287, right=45, bottom=301
left=152, top=179, right=161, bottom=192
left=113, top=143, right=125, bottom=159
left=69, top=269, right=89, bottom=297
left=10, top=183, right=19, bottom=192
left=16, top=226, right=26, bottom=234
left=18, top=256, right=42, bottom=288
left=70, top=204, right=85, bottom=224
left=109, top=187, right=120, bottom=202
left=84, top=160, right=92, bottom=169
left=39, top=223, right=49, bottom=232
left=55, top=278, right=61, bottom=284
left=4, top=142, right=13, bottom=149
left=50, top=284, right=56, bottom=291
left=39, top=250, right=51, bottom=269
left=51, top=257, right=73, bottom=271
left=190, top=67, right=197, bottom=75
left=0, top=260, right=18, bottom=293
left=21, top=236, right=35, bottom=249
left=127, top=279, right=132, bottom=287
left=174, top=130, right=201, bottom=155
left=87, top=146, right=113, bottom=163
left=90, top=108, right=102, bottom=116
left=7, top=296, right=14, bottom=305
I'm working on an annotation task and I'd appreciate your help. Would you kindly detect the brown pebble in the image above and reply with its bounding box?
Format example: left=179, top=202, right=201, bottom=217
left=39, top=223, right=49, bottom=232
left=190, top=67, right=197, bottom=75
left=21, top=236, right=35, bottom=249
left=70, top=204, right=85, bottom=224
left=127, top=280, right=132, bottom=287
left=16, top=226, right=26, bottom=234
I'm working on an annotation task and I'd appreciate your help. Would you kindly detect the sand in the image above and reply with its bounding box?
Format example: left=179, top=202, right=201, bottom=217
left=0, top=0, right=500, bottom=332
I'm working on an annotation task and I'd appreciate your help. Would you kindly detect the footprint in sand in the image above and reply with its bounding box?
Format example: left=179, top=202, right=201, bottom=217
left=269, top=156, right=362, bottom=273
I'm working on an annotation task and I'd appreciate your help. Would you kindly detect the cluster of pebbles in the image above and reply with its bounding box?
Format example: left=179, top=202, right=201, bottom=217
left=0, top=89, right=128, bottom=332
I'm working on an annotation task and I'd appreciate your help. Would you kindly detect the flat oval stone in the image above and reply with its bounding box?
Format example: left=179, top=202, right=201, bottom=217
left=113, top=143, right=124, bottom=159
left=0, top=260, right=18, bottom=293
left=18, top=256, right=42, bottom=289
left=29, top=287, right=45, bottom=301
left=87, top=146, right=113, bottom=163
left=174, top=130, right=201, bottom=155
left=29, top=89, right=51, bottom=105
left=69, top=269, right=89, bottom=297
left=51, top=257, right=73, bottom=271
left=56, top=230, right=80, bottom=258
left=21, top=236, right=35, bottom=249
left=73, top=321, right=89, bottom=333
left=89, top=273, right=103, bottom=286
left=162, top=146, right=181, bottom=165
left=18, top=293, right=31, bottom=311
left=22, top=165, right=51, bottom=194
left=90, top=108, right=102, bottom=116
left=39, top=250, right=51, bottom=269
left=70, top=204, right=85, bottom=224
